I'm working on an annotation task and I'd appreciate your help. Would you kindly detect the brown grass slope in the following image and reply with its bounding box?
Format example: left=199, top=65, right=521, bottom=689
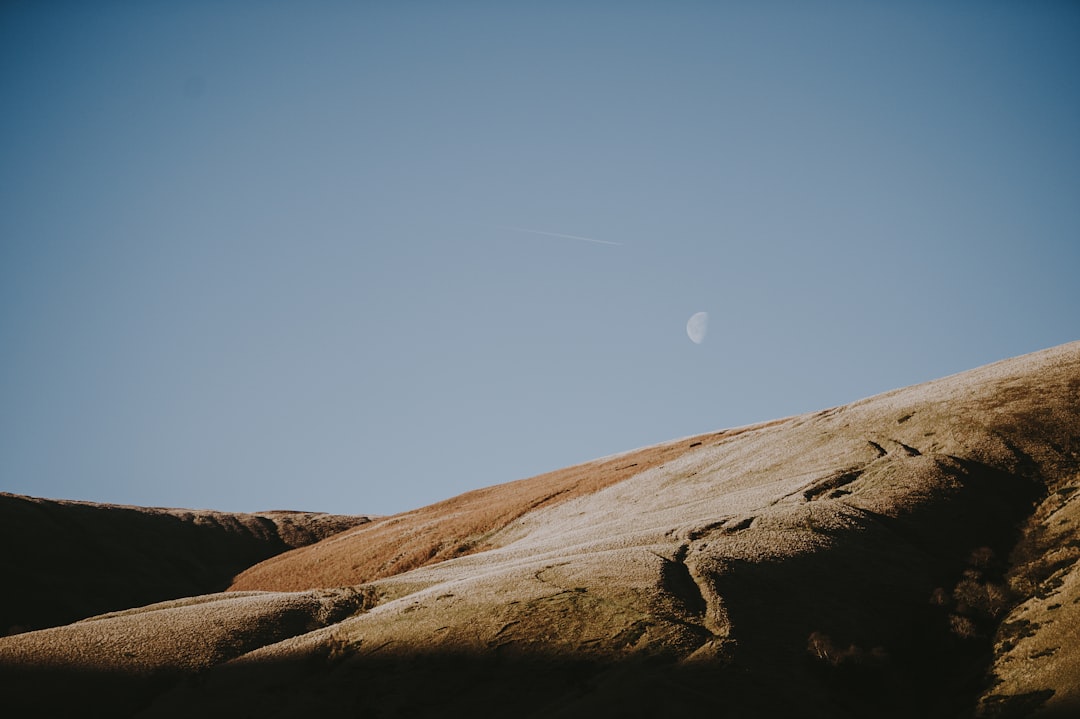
left=1, top=340, right=1078, bottom=718
left=0, top=494, right=372, bottom=634
left=229, top=421, right=782, bottom=593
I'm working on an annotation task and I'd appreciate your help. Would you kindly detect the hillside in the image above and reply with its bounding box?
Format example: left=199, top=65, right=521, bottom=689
left=0, top=494, right=372, bottom=634
left=1, top=341, right=1077, bottom=718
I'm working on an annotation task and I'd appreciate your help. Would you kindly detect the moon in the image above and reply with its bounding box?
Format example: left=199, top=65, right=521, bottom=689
left=686, top=311, right=709, bottom=344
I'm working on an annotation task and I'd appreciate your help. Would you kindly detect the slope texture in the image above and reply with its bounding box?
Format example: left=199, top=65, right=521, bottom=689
left=1, top=341, right=1077, bottom=718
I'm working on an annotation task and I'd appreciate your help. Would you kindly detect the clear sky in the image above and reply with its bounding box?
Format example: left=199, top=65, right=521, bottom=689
left=2, top=1, right=1078, bottom=515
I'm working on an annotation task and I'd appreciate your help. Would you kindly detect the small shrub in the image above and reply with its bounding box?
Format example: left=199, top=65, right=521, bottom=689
left=806, top=631, right=888, bottom=667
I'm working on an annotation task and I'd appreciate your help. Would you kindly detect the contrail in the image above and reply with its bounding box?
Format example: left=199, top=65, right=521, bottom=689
left=500, top=226, right=622, bottom=246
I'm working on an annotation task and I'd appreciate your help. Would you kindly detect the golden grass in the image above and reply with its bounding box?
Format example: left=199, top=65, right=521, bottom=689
left=230, top=423, right=782, bottom=592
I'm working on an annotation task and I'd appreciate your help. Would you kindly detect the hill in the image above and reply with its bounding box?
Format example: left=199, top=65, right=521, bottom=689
left=0, top=494, right=372, bottom=634
left=1, top=341, right=1077, bottom=718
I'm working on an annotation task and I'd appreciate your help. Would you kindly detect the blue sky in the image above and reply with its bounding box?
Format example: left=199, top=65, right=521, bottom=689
left=2, top=1, right=1078, bottom=515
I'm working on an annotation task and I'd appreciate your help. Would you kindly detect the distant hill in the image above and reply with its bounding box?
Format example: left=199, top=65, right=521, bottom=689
left=0, top=494, right=372, bottom=633
left=1, top=341, right=1077, bottom=718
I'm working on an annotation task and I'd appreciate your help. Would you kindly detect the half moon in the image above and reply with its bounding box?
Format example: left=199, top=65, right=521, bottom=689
left=687, top=311, right=709, bottom=344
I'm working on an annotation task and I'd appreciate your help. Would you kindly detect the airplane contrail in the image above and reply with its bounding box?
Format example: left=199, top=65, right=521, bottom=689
left=500, top=226, right=622, bottom=246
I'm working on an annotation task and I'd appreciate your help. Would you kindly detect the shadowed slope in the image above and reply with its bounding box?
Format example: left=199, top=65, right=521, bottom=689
left=0, top=495, right=372, bottom=633
left=1, top=341, right=1077, bottom=718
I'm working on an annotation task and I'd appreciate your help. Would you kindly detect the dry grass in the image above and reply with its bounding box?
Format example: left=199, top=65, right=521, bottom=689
left=230, top=422, right=782, bottom=592
left=2, top=340, right=1078, bottom=718
left=975, top=472, right=1080, bottom=716
left=0, top=587, right=371, bottom=717
left=0, top=589, right=365, bottom=674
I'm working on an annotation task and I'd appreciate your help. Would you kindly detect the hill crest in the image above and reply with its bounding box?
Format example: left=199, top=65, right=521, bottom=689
left=2, top=340, right=1078, bottom=717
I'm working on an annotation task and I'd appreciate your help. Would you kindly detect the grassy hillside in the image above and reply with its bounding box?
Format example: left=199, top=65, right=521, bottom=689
left=1, top=341, right=1077, bottom=718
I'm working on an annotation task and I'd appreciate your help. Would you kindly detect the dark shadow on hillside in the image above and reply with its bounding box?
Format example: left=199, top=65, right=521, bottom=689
left=3, top=637, right=1072, bottom=719
left=708, top=456, right=1043, bottom=719
left=0, top=494, right=368, bottom=634
left=0, top=649, right=932, bottom=719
